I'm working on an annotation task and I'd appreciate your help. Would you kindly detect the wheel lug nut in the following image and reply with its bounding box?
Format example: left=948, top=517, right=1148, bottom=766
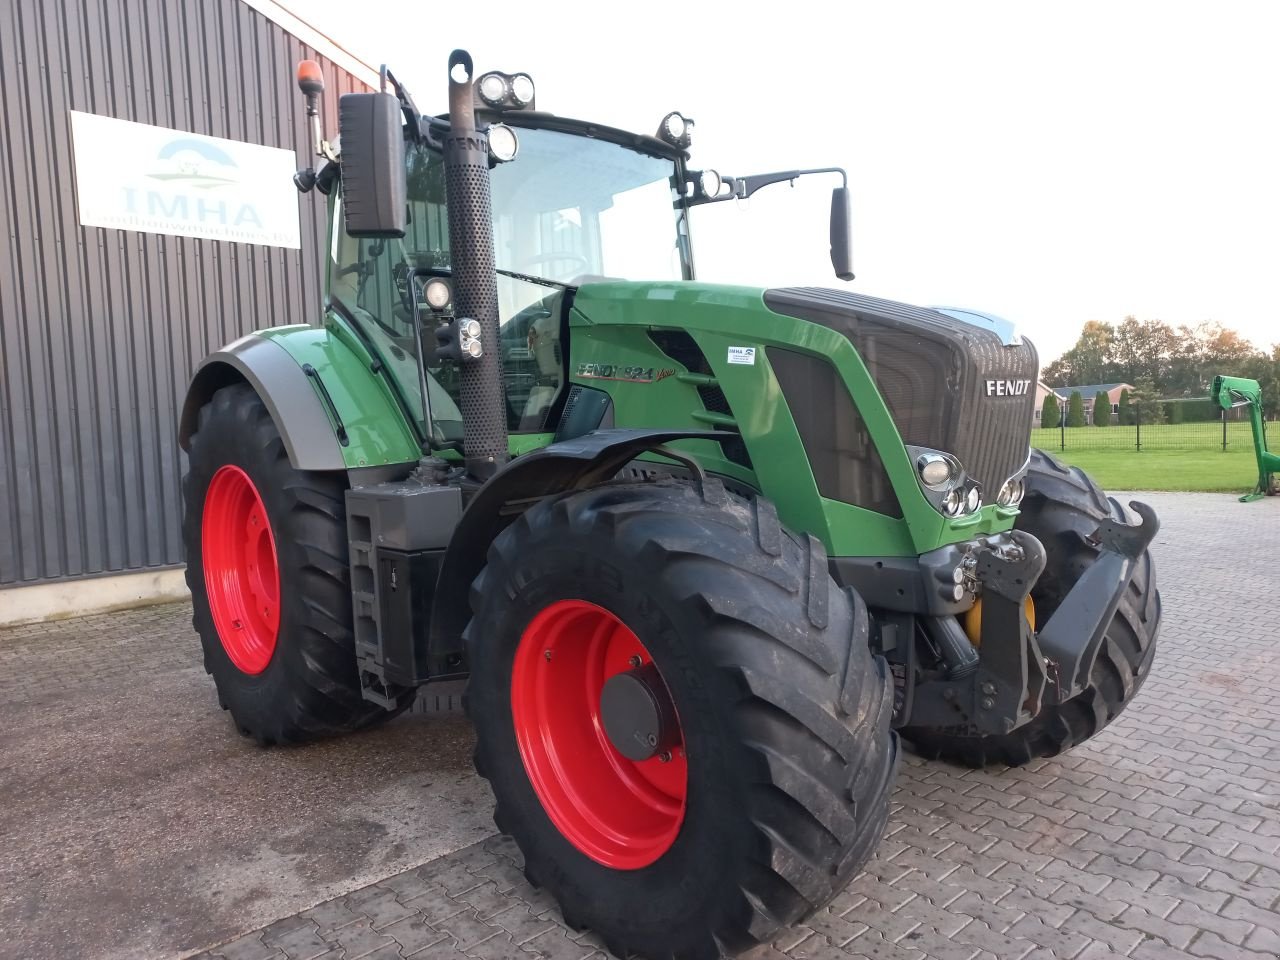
left=658, top=750, right=672, bottom=763
left=543, top=649, right=552, bottom=661
left=628, top=655, right=642, bottom=667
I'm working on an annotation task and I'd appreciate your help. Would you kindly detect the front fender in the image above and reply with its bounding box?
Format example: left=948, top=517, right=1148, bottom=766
left=179, top=326, right=422, bottom=472
left=426, top=428, right=728, bottom=675
left=178, top=333, right=347, bottom=471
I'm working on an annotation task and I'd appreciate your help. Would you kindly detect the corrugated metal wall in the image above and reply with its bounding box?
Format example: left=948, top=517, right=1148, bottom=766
left=0, top=0, right=370, bottom=586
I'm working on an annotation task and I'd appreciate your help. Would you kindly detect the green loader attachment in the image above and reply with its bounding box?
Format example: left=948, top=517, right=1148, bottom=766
left=1211, top=374, right=1280, bottom=501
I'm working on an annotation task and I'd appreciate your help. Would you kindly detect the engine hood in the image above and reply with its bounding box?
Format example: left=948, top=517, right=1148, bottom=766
left=764, top=287, right=1038, bottom=499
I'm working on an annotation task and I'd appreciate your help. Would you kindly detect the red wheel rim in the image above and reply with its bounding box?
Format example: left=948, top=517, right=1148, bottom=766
left=511, top=600, right=687, bottom=869
left=202, top=465, right=280, bottom=675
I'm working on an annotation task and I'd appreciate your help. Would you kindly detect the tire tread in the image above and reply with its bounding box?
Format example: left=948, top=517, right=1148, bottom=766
left=466, top=480, right=899, bottom=958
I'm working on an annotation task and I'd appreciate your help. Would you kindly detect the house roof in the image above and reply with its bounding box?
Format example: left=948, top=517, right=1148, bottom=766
left=1052, top=383, right=1133, bottom=398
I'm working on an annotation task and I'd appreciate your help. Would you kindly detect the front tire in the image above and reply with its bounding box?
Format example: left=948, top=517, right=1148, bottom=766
left=182, top=383, right=413, bottom=745
left=902, top=449, right=1160, bottom=767
left=465, top=481, right=898, bottom=960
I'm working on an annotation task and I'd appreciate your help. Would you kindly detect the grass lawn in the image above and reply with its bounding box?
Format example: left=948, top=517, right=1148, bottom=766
left=1035, top=447, right=1258, bottom=493
left=1029, top=422, right=1264, bottom=492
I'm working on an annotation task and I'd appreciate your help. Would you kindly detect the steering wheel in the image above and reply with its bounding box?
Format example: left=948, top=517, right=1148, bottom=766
left=516, top=251, right=591, bottom=276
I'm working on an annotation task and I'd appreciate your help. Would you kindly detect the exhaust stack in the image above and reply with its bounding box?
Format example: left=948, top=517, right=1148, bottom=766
left=442, top=50, right=509, bottom=481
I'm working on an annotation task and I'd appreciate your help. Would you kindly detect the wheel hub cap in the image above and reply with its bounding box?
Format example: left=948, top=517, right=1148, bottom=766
left=600, top=665, right=679, bottom=762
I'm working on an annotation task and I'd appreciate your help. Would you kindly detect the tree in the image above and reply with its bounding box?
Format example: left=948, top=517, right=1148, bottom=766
left=1043, top=321, right=1115, bottom=387
left=1044, top=318, right=1270, bottom=400
left=1252, top=344, right=1280, bottom=419
left=1132, top=378, right=1164, bottom=425
left=1041, top=393, right=1061, bottom=429
left=1201, top=323, right=1259, bottom=369
left=1117, top=388, right=1132, bottom=425
left=1094, top=391, right=1111, bottom=427
left=1111, top=317, right=1177, bottom=390
left=1066, top=391, right=1085, bottom=427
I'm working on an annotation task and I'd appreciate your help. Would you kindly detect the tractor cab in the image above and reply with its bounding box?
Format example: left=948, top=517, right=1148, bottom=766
left=303, top=63, right=852, bottom=457
left=324, top=115, right=690, bottom=443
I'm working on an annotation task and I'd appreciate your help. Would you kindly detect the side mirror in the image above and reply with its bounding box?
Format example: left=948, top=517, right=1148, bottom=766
left=337, top=92, right=407, bottom=238
left=830, top=186, right=854, bottom=281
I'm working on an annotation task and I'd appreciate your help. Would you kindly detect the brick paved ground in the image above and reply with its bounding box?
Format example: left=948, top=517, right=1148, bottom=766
left=0, top=607, right=490, bottom=960
left=5, top=491, right=1278, bottom=959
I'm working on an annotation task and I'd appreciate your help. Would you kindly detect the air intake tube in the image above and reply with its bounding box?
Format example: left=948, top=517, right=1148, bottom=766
left=443, top=50, right=509, bottom=481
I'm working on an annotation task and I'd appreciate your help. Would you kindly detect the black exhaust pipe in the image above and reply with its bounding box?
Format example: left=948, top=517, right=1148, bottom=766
left=443, top=50, right=509, bottom=481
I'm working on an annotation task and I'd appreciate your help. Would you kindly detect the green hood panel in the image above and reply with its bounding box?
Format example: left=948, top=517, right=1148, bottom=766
left=570, top=282, right=1018, bottom=557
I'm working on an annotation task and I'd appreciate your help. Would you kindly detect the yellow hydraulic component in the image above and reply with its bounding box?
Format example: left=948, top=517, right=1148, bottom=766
left=963, top=595, right=1036, bottom=646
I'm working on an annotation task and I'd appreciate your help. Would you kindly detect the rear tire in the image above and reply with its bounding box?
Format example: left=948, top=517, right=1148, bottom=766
left=465, top=480, right=898, bottom=960
left=182, top=383, right=412, bottom=745
left=902, top=449, right=1160, bottom=767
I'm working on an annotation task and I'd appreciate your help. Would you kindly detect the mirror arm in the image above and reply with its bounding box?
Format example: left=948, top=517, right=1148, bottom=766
left=686, top=166, right=848, bottom=206
left=382, top=65, right=426, bottom=141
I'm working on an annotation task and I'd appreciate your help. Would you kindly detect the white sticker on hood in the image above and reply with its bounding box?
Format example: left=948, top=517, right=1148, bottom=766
left=727, top=346, right=756, bottom=365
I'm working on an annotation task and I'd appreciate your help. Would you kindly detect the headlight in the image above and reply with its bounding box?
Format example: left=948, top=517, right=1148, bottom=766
left=657, top=111, right=692, bottom=148
left=699, top=169, right=722, bottom=198
left=942, top=489, right=964, bottom=517
left=487, top=123, right=519, bottom=162
left=908, top=445, right=985, bottom=518
left=996, top=477, right=1025, bottom=507
left=478, top=73, right=508, bottom=105
left=510, top=74, right=535, bottom=106
left=423, top=278, right=451, bottom=311
left=917, top=453, right=956, bottom=489
left=965, top=486, right=982, bottom=513
left=458, top=318, right=483, bottom=359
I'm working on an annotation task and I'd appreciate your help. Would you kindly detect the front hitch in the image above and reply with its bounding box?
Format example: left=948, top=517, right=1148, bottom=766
left=1035, top=501, right=1160, bottom=700
left=904, top=501, right=1157, bottom=735
left=908, top=531, right=1048, bottom=735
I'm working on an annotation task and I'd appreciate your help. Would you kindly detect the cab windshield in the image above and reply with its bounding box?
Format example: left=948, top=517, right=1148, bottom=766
left=329, top=127, right=686, bottom=443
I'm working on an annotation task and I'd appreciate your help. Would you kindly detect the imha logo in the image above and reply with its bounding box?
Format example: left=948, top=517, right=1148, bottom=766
left=147, top=139, right=240, bottom=188
left=985, top=379, right=1031, bottom=397
left=123, top=137, right=264, bottom=228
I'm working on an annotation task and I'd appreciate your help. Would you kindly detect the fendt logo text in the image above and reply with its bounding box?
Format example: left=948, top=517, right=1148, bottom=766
left=985, top=379, right=1031, bottom=397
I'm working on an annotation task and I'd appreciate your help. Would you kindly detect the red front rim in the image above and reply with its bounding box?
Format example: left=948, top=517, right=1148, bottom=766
left=202, top=465, right=280, bottom=675
left=511, top=600, right=687, bottom=869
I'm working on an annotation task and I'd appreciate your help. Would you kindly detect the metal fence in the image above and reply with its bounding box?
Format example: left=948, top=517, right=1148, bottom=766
left=1031, top=400, right=1267, bottom=452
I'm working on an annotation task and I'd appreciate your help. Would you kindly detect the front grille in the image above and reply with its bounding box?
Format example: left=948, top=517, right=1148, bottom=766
left=769, top=348, right=902, bottom=517
left=764, top=288, right=1037, bottom=498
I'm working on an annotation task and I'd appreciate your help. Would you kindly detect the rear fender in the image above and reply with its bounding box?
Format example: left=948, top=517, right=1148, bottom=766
left=426, top=428, right=728, bottom=676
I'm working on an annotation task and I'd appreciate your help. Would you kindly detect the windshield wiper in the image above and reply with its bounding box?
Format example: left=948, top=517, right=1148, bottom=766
left=496, top=268, right=570, bottom=289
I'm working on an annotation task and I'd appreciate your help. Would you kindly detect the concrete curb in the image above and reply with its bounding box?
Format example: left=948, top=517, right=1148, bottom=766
left=0, top=568, right=190, bottom=628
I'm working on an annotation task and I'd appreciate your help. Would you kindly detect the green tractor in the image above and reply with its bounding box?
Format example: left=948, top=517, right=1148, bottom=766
left=179, top=51, right=1161, bottom=960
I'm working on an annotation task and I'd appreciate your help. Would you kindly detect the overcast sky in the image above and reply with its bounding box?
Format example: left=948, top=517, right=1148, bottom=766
left=297, top=0, right=1279, bottom=362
